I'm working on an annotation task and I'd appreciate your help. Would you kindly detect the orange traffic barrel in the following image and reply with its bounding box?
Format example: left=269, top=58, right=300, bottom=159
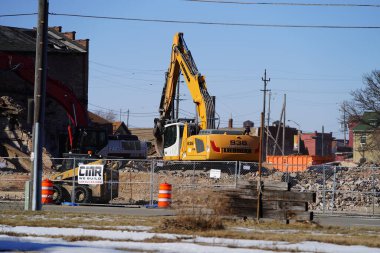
left=41, top=179, right=54, bottom=204
left=158, top=183, right=172, bottom=208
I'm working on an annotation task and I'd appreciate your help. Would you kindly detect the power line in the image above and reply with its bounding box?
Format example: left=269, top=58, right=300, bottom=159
left=49, top=12, right=380, bottom=29
left=90, top=61, right=165, bottom=73
left=185, top=0, right=380, bottom=8
left=0, top=13, right=37, bottom=17
left=89, top=103, right=157, bottom=116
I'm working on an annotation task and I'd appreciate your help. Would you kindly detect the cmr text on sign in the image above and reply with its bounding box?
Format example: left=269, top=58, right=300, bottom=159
left=78, top=164, right=104, bottom=184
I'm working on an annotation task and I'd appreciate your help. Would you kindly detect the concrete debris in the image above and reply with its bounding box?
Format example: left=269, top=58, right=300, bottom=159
left=0, top=96, right=24, bottom=116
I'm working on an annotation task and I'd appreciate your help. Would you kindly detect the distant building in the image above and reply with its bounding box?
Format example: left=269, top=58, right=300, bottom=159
left=352, top=111, right=380, bottom=163
left=88, top=111, right=113, bottom=135
left=261, top=121, right=298, bottom=159
left=112, top=121, right=131, bottom=135
left=332, top=139, right=352, bottom=161
left=301, top=131, right=334, bottom=156
left=0, top=25, right=89, bottom=156
left=243, top=120, right=254, bottom=128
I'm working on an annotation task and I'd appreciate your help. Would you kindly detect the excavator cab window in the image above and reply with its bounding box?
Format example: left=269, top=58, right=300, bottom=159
left=164, top=125, right=177, bottom=149
left=163, top=124, right=184, bottom=149
left=195, top=138, right=205, bottom=153
left=73, top=128, right=108, bottom=154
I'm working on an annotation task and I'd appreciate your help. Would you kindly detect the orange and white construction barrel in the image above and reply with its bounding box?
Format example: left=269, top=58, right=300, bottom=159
left=158, top=183, right=172, bottom=208
left=41, top=179, right=54, bottom=204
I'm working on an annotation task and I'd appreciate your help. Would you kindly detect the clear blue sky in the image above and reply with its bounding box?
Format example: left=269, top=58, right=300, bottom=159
left=1, top=0, right=380, bottom=139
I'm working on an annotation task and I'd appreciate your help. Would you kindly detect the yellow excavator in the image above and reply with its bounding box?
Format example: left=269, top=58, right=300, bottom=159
left=153, top=33, right=260, bottom=161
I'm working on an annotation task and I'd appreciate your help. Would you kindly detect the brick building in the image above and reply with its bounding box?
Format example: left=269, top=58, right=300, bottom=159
left=262, top=122, right=298, bottom=159
left=0, top=25, right=89, bottom=156
left=301, top=131, right=334, bottom=156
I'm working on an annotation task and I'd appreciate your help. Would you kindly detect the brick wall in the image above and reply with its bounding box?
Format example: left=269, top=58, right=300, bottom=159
left=0, top=26, right=89, bottom=157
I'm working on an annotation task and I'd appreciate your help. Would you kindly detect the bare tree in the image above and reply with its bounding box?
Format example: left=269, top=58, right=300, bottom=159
left=93, top=110, right=117, bottom=122
left=342, top=70, right=380, bottom=118
left=341, top=70, right=380, bottom=162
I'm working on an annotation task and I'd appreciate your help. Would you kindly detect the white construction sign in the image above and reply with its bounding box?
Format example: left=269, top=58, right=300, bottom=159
left=210, top=169, right=221, bottom=179
left=78, top=164, right=104, bottom=185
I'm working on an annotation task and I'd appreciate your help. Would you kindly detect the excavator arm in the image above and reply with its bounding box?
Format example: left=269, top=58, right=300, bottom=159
left=0, top=52, right=88, bottom=127
left=154, top=33, right=215, bottom=154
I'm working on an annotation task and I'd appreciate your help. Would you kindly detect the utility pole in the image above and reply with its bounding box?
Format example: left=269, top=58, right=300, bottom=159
left=257, top=69, right=270, bottom=221
left=282, top=94, right=286, bottom=156
left=31, top=0, right=49, bottom=211
left=322, top=125, right=325, bottom=156
left=119, top=109, right=122, bottom=122
left=260, top=69, right=270, bottom=162
left=175, top=77, right=180, bottom=120
left=126, top=109, right=130, bottom=127
left=343, top=109, right=347, bottom=147
left=265, top=91, right=271, bottom=158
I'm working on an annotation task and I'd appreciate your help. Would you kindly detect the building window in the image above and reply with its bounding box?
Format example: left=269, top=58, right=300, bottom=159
left=360, top=134, right=367, bottom=144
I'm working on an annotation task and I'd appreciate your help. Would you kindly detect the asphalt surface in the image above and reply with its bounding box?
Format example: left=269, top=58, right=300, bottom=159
left=314, top=213, right=380, bottom=227
left=43, top=204, right=176, bottom=216
left=1, top=201, right=380, bottom=227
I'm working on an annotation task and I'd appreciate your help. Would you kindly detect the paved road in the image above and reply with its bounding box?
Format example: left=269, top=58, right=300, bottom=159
left=314, top=214, right=380, bottom=227
left=0, top=201, right=175, bottom=216
left=43, top=204, right=175, bottom=216
left=2, top=201, right=380, bottom=227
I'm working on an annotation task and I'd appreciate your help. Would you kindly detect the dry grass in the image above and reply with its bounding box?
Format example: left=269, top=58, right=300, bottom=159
left=159, top=214, right=224, bottom=231
left=158, top=189, right=228, bottom=232
left=0, top=210, right=160, bottom=229
left=1, top=209, right=380, bottom=248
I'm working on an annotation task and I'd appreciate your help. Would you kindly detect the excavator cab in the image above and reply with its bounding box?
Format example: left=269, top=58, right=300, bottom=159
left=69, top=127, right=108, bottom=156
left=163, top=122, right=185, bottom=159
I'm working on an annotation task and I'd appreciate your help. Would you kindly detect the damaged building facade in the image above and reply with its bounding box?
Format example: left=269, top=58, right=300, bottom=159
left=0, top=25, right=89, bottom=157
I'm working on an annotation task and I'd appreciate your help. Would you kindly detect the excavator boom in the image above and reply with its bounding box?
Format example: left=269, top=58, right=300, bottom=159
left=157, top=33, right=215, bottom=130
left=154, top=33, right=259, bottom=161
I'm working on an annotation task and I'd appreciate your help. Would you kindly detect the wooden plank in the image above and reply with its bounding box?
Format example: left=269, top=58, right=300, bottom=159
left=238, top=180, right=290, bottom=191
left=262, top=210, right=286, bottom=220
left=221, top=191, right=315, bottom=203
left=262, top=210, right=313, bottom=221
left=262, top=201, right=308, bottom=211
left=262, top=190, right=316, bottom=203
left=216, top=188, right=315, bottom=203
left=227, top=208, right=313, bottom=221
left=263, top=181, right=290, bottom=191
left=286, top=210, right=314, bottom=221
left=278, top=201, right=308, bottom=211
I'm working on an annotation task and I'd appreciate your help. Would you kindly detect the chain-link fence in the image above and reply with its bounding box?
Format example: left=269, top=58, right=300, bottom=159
left=152, top=160, right=238, bottom=209
left=241, top=162, right=380, bottom=216
left=0, top=155, right=379, bottom=216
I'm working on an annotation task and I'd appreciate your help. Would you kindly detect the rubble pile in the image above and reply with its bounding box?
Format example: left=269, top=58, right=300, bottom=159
left=0, top=96, right=54, bottom=174
left=290, top=166, right=380, bottom=212
left=0, top=96, right=24, bottom=117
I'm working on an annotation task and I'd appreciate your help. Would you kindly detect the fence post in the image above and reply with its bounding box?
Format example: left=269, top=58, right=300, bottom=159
left=372, top=165, right=375, bottom=216
left=285, top=163, right=289, bottom=183
left=149, top=160, right=154, bottom=206
left=331, top=166, right=336, bottom=214
left=71, top=157, right=76, bottom=203
left=192, top=161, right=196, bottom=188
left=234, top=161, right=238, bottom=188
left=322, top=165, right=326, bottom=214
left=110, top=159, right=113, bottom=206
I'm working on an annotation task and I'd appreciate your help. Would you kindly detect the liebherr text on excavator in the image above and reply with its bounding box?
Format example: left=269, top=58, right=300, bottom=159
left=153, top=33, right=260, bottom=161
